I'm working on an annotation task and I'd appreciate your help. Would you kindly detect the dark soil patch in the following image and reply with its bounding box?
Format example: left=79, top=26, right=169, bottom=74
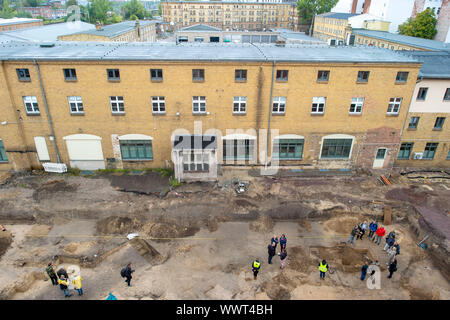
left=297, top=219, right=312, bottom=232
left=263, top=202, right=314, bottom=219
left=287, top=246, right=314, bottom=273
left=249, top=215, right=274, bottom=233
left=310, top=245, right=374, bottom=272
left=141, top=221, right=200, bottom=241
left=385, top=187, right=430, bottom=206
left=234, top=199, right=257, bottom=208
left=96, top=216, right=144, bottom=235
left=106, top=172, right=170, bottom=195
left=0, top=231, right=12, bottom=258
left=32, top=180, right=78, bottom=202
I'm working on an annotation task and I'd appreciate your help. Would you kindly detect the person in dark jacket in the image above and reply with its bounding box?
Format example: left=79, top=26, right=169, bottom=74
left=393, top=242, right=400, bottom=255
left=368, top=221, right=378, bottom=240
left=384, top=231, right=396, bottom=251
left=279, top=234, right=287, bottom=250
left=356, top=221, right=368, bottom=240
left=347, top=226, right=358, bottom=245
left=124, top=263, right=135, bottom=287
left=57, top=267, right=68, bottom=279
left=45, top=262, right=58, bottom=285
left=270, top=235, right=279, bottom=250
left=360, top=263, right=369, bottom=281
left=279, top=249, right=287, bottom=269
left=268, top=243, right=276, bottom=264
left=252, top=260, right=261, bottom=280
left=388, top=259, right=398, bottom=279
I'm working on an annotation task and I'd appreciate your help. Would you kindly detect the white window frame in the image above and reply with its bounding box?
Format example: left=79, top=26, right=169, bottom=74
left=312, top=97, right=326, bottom=114
left=68, top=96, right=84, bottom=114
left=233, top=96, right=246, bottom=114
left=192, top=96, right=206, bottom=114
left=349, top=97, right=364, bottom=114
left=182, top=150, right=210, bottom=172
left=151, top=96, right=166, bottom=114
left=110, top=96, right=125, bottom=114
left=387, top=97, right=402, bottom=115
left=272, top=96, right=286, bottom=114
left=23, top=96, right=40, bottom=114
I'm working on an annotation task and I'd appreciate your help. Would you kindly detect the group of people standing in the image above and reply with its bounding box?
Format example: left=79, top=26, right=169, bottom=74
left=348, top=220, right=401, bottom=280
left=253, top=234, right=288, bottom=280
left=45, top=263, right=83, bottom=298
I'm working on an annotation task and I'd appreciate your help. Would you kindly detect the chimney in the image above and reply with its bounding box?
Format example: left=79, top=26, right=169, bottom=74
left=351, top=0, right=358, bottom=14
left=95, top=20, right=102, bottom=31
left=363, top=0, right=371, bottom=14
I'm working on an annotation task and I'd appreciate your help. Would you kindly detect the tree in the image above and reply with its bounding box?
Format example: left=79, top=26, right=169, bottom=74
left=122, top=0, right=150, bottom=20
left=158, top=2, right=161, bottom=16
left=65, top=0, right=78, bottom=8
left=398, top=8, right=437, bottom=39
left=297, top=0, right=339, bottom=35
left=88, top=0, right=112, bottom=24
left=1, top=0, right=17, bottom=18
left=24, top=0, right=41, bottom=7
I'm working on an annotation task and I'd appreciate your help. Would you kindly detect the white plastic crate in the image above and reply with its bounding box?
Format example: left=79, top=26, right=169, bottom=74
left=42, top=163, right=68, bottom=173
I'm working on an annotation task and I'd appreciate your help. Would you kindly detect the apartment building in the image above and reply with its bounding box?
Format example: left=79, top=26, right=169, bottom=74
left=161, top=0, right=298, bottom=31
left=0, top=18, right=43, bottom=32
left=396, top=51, right=450, bottom=167
left=0, top=42, right=422, bottom=181
left=58, top=20, right=157, bottom=42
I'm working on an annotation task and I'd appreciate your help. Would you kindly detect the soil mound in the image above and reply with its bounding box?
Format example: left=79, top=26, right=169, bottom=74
left=287, top=246, right=313, bottom=273
left=310, top=245, right=373, bottom=272
left=0, top=231, right=12, bottom=259
left=141, top=222, right=200, bottom=240
left=32, top=180, right=78, bottom=201
left=249, top=215, right=274, bottom=233
left=324, top=216, right=361, bottom=235
left=96, top=216, right=143, bottom=235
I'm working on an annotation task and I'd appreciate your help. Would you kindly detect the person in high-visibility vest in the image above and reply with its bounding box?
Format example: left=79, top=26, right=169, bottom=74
left=318, top=260, right=329, bottom=279
left=252, top=260, right=261, bottom=280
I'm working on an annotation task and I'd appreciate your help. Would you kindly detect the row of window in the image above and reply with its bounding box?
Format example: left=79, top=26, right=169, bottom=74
left=21, top=95, right=405, bottom=116
left=398, top=142, right=448, bottom=160
left=416, top=87, right=450, bottom=101
left=15, top=68, right=411, bottom=84
left=408, top=116, right=446, bottom=130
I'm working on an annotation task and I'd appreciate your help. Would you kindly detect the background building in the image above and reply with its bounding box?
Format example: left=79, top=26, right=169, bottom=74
left=396, top=50, right=450, bottom=167
left=0, top=18, right=43, bottom=32
left=58, top=20, right=157, bottom=42
left=161, top=0, right=298, bottom=31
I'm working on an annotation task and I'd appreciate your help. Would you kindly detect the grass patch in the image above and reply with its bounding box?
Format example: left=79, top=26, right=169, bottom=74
left=67, top=168, right=81, bottom=176
left=170, top=177, right=182, bottom=188
left=95, top=168, right=131, bottom=174
left=144, top=168, right=174, bottom=177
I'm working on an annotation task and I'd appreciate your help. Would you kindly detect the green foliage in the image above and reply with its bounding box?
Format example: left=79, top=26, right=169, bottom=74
left=170, top=177, right=182, bottom=188
left=158, top=2, right=161, bottom=16
left=67, top=167, right=81, bottom=176
left=122, top=0, right=150, bottom=20
left=88, top=0, right=112, bottom=24
left=1, top=0, right=17, bottom=19
left=24, top=0, right=41, bottom=7
left=296, top=0, right=339, bottom=23
left=65, top=0, right=78, bottom=8
left=398, top=8, right=437, bottom=39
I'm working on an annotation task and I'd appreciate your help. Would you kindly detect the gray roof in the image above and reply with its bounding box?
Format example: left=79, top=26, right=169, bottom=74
left=0, top=22, right=95, bottom=43
left=64, top=20, right=155, bottom=39
left=180, top=24, right=222, bottom=32
left=397, top=51, right=450, bottom=79
left=0, top=41, right=421, bottom=64
left=273, top=28, right=325, bottom=42
left=352, top=29, right=450, bottom=51
left=318, top=12, right=359, bottom=20
left=0, top=18, right=42, bottom=26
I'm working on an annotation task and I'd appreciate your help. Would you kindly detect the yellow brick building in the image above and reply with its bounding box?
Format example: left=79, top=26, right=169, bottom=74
left=58, top=20, right=157, bottom=42
left=313, top=12, right=357, bottom=43
left=0, top=18, right=43, bottom=32
left=161, top=0, right=298, bottom=31
left=0, top=42, right=422, bottom=181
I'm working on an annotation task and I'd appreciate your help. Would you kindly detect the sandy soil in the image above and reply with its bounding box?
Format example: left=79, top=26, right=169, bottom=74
left=0, top=170, right=448, bottom=300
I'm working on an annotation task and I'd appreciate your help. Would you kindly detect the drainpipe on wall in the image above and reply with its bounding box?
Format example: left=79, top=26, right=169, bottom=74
left=265, top=60, right=276, bottom=168
left=33, top=59, right=61, bottom=163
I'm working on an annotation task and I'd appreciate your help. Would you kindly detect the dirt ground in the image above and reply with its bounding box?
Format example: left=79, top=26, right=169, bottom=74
left=0, top=169, right=449, bottom=300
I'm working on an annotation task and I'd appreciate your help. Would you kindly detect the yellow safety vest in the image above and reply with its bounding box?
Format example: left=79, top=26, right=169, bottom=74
left=319, top=262, right=328, bottom=272
left=253, top=261, right=260, bottom=269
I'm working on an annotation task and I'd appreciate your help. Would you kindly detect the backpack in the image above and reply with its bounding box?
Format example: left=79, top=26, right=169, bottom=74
left=120, top=268, right=126, bottom=278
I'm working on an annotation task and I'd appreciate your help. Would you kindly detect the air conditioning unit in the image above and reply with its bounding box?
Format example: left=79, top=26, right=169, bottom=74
left=327, top=38, right=337, bottom=46
left=413, top=152, right=423, bottom=160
